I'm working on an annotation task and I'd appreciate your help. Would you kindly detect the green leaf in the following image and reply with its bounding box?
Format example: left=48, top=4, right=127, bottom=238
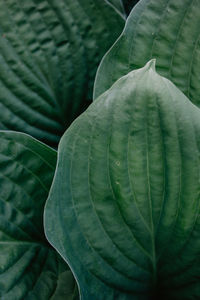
left=106, top=0, right=125, bottom=16
left=45, top=61, right=200, bottom=299
left=94, top=0, right=200, bottom=107
left=0, top=0, right=124, bottom=147
left=0, top=131, right=78, bottom=299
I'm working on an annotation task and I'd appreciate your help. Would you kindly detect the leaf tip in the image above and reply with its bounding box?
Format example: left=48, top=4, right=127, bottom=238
left=145, top=59, right=156, bottom=71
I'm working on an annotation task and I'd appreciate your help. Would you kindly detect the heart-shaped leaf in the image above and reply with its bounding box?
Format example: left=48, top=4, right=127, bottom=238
left=45, top=61, right=200, bottom=299
left=94, top=0, right=200, bottom=107
left=0, top=0, right=124, bottom=147
left=0, top=131, right=78, bottom=299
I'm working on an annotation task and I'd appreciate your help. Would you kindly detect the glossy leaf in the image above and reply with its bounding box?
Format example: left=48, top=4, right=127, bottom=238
left=45, top=61, right=200, bottom=299
left=0, top=0, right=124, bottom=147
left=0, top=131, right=78, bottom=299
left=94, top=0, right=200, bottom=106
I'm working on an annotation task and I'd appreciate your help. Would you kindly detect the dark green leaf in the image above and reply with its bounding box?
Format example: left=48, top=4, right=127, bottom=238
left=0, top=0, right=124, bottom=147
left=106, top=0, right=125, bottom=16
left=0, top=131, right=78, bottom=299
left=45, top=61, right=200, bottom=299
left=94, top=0, right=200, bottom=108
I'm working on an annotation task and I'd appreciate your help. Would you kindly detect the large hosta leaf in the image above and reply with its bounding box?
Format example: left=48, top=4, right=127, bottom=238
left=45, top=61, right=200, bottom=299
left=94, top=0, right=200, bottom=106
left=0, top=0, right=124, bottom=147
left=0, top=131, right=78, bottom=299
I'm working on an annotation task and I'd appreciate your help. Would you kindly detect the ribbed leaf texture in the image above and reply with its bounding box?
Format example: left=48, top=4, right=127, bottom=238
left=0, top=131, right=78, bottom=299
left=0, top=0, right=124, bottom=147
left=94, top=0, right=200, bottom=109
left=45, top=61, right=200, bottom=299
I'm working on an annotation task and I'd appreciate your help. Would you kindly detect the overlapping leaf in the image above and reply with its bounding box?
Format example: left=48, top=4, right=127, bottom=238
left=106, top=0, right=125, bottom=16
left=45, top=61, right=200, bottom=299
left=107, top=0, right=138, bottom=17
left=0, top=131, right=78, bottom=299
left=0, top=0, right=124, bottom=147
left=94, top=0, right=200, bottom=107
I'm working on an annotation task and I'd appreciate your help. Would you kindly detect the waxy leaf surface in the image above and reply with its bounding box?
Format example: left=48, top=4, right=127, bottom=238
left=94, top=0, right=200, bottom=108
left=0, top=0, right=124, bottom=147
left=45, top=61, right=200, bottom=299
left=0, top=131, right=78, bottom=299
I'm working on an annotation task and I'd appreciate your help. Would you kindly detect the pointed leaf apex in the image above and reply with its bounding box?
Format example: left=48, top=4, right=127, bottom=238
left=145, top=59, right=156, bottom=71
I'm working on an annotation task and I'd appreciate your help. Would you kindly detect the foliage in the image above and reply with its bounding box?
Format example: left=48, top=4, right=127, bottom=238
left=107, top=0, right=140, bottom=16
left=0, top=0, right=200, bottom=299
left=45, top=60, right=200, bottom=299
left=107, top=0, right=125, bottom=15
left=94, top=0, right=200, bottom=105
left=0, top=0, right=124, bottom=147
left=0, top=131, right=78, bottom=299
